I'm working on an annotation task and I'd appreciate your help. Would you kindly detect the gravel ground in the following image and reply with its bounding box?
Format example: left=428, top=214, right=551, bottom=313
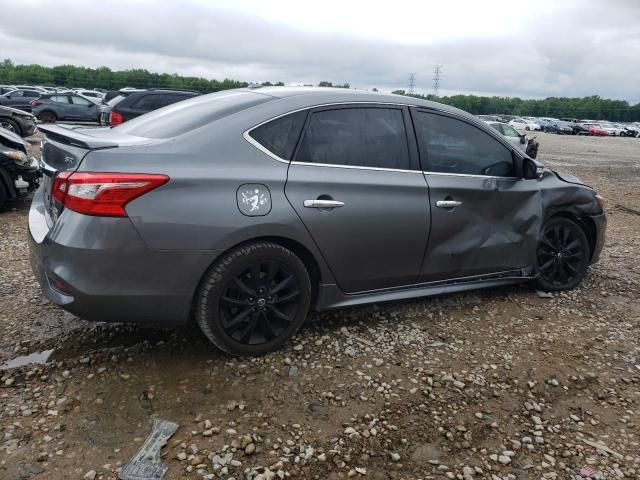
left=0, top=132, right=639, bottom=480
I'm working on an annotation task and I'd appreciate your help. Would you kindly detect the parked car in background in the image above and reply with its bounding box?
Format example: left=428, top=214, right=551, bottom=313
left=14, top=85, right=48, bottom=93
left=600, top=123, right=624, bottom=136
left=569, top=123, right=590, bottom=135
left=508, top=117, right=541, bottom=131
left=101, top=89, right=199, bottom=126
left=0, top=105, right=37, bottom=137
left=29, top=88, right=605, bottom=356
left=0, top=89, right=42, bottom=112
left=74, top=89, right=106, bottom=104
left=0, top=85, right=17, bottom=95
left=619, top=124, right=639, bottom=137
left=582, top=123, right=609, bottom=136
left=486, top=121, right=532, bottom=154
left=0, top=127, right=40, bottom=210
left=551, top=121, right=575, bottom=135
left=31, top=94, right=101, bottom=123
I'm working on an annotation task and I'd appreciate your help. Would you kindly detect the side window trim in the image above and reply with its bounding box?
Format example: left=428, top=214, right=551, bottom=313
left=409, top=107, right=519, bottom=179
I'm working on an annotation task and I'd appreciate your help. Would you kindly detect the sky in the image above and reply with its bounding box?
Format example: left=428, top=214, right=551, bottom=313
left=1, top=0, right=639, bottom=103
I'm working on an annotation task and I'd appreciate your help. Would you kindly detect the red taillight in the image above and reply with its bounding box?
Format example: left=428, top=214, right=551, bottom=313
left=109, top=111, right=124, bottom=126
left=52, top=172, right=169, bottom=217
left=31, top=99, right=42, bottom=106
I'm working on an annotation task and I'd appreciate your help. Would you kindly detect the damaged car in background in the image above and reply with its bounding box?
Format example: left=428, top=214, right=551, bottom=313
left=0, top=105, right=37, bottom=137
left=0, top=127, right=40, bottom=209
left=28, top=88, right=606, bottom=356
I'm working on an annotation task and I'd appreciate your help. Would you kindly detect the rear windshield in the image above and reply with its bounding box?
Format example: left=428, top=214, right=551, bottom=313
left=113, top=91, right=273, bottom=139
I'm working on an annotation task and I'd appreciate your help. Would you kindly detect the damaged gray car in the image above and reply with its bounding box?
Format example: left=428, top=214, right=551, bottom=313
left=28, top=87, right=606, bottom=356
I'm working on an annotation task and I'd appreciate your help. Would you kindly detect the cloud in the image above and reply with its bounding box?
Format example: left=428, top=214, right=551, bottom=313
left=0, top=0, right=638, bottom=103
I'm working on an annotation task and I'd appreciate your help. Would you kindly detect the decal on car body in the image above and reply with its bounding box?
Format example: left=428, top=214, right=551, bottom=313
left=237, top=184, right=272, bottom=216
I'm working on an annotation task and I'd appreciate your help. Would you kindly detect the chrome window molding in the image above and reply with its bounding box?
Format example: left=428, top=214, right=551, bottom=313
left=423, top=171, right=520, bottom=180
left=290, top=160, right=423, bottom=174
left=242, top=101, right=522, bottom=179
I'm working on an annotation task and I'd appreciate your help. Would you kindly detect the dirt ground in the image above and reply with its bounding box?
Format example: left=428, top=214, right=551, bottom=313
left=0, top=132, right=639, bottom=480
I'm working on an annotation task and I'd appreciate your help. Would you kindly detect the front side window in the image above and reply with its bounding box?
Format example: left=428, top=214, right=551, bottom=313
left=249, top=110, right=307, bottom=160
left=11, top=90, right=25, bottom=97
left=414, top=111, right=514, bottom=177
left=295, top=107, right=411, bottom=170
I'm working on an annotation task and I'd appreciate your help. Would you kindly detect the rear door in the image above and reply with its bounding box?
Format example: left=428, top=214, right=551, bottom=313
left=69, top=95, right=98, bottom=120
left=285, top=105, right=430, bottom=293
left=412, top=109, right=541, bottom=282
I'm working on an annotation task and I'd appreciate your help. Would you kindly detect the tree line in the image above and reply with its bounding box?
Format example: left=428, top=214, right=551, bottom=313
left=1, top=59, right=638, bottom=121
left=392, top=90, right=640, bottom=122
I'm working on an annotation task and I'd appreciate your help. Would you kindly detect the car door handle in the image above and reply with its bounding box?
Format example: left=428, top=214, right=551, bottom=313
left=436, top=200, right=462, bottom=208
left=303, top=199, right=345, bottom=208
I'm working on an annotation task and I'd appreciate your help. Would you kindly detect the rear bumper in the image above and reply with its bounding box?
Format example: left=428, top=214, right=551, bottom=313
left=28, top=187, right=220, bottom=327
left=589, top=212, right=606, bottom=264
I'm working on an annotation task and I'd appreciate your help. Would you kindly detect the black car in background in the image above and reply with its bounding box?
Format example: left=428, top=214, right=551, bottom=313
left=0, top=89, right=42, bottom=112
left=101, top=89, right=199, bottom=126
left=0, top=105, right=37, bottom=137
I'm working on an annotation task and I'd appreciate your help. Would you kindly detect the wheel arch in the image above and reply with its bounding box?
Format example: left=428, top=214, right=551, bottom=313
left=192, top=235, right=327, bottom=313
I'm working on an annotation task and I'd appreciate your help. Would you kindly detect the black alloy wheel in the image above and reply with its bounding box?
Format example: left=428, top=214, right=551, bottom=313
left=196, top=242, right=311, bottom=356
left=220, top=260, right=301, bottom=345
left=533, top=217, right=590, bottom=292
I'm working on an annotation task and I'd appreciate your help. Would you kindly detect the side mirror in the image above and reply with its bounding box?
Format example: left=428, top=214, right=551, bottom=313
left=520, top=135, right=527, bottom=145
left=523, top=158, right=542, bottom=179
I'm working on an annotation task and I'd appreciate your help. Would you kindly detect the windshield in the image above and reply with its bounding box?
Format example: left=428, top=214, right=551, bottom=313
left=114, top=90, right=273, bottom=139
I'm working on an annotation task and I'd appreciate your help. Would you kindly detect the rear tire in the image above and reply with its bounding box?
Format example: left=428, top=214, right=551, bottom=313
left=532, top=217, right=590, bottom=292
left=0, top=119, right=21, bottom=136
left=38, top=111, right=57, bottom=123
left=195, top=242, right=311, bottom=356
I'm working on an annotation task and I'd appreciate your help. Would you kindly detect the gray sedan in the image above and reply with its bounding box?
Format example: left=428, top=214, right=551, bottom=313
left=29, top=88, right=606, bottom=356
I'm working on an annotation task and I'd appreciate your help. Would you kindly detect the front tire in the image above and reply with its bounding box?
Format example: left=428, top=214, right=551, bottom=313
left=195, top=242, right=311, bottom=356
left=532, top=217, right=590, bottom=292
left=0, top=119, right=21, bottom=135
left=0, top=176, right=7, bottom=210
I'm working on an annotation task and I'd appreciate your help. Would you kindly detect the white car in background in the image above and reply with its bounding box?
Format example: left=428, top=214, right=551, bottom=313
left=74, top=89, right=105, bottom=104
left=509, top=117, right=541, bottom=131
left=600, top=123, right=624, bottom=136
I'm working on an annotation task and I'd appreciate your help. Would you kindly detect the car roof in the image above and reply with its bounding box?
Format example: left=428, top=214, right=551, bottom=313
left=239, top=86, right=473, bottom=117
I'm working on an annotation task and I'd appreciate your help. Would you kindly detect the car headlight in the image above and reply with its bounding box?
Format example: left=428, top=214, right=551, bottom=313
left=5, top=150, right=29, bottom=166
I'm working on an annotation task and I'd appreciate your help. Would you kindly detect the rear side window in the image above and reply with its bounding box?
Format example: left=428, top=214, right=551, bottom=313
left=414, top=111, right=514, bottom=177
left=249, top=110, right=307, bottom=160
left=51, top=96, right=70, bottom=103
left=295, top=107, right=411, bottom=170
left=115, top=91, right=273, bottom=139
left=130, top=94, right=165, bottom=110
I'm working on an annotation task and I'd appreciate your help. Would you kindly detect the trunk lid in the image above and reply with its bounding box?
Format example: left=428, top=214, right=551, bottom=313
left=38, top=124, right=155, bottom=225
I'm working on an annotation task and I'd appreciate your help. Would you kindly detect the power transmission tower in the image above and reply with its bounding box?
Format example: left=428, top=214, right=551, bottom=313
left=408, top=73, right=416, bottom=95
left=433, top=65, right=442, bottom=97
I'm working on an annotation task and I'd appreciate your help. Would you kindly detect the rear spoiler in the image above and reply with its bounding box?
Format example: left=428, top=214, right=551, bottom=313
left=38, top=124, right=119, bottom=150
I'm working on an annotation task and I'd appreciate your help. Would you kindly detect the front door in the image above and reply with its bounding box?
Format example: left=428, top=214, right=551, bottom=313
left=285, top=105, right=431, bottom=293
left=411, top=109, right=542, bottom=282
